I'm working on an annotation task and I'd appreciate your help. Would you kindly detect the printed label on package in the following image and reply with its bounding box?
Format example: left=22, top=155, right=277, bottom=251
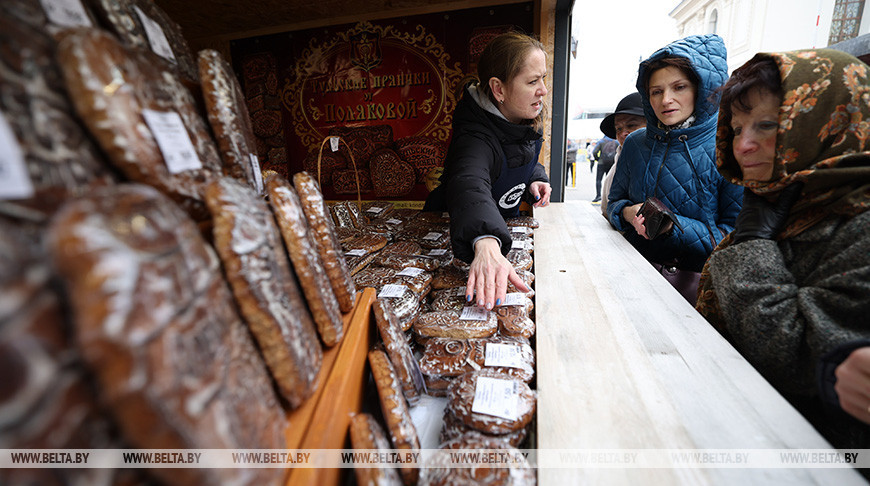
left=250, top=154, right=264, bottom=194
left=396, top=267, right=424, bottom=277
left=40, top=0, right=92, bottom=27
left=511, top=239, right=527, bottom=250
left=501, top=293, right=525, bottom=306
left=422, top=232, right=442, bottom=241
left=510, top=225, right=528, bottom=234
left=141, top=109, right=202, bottom=173
left=134, top=6, right=176, bottom=62
left=366, top=206, right=383, bottom=214
left=0, top=111, right=34, bottom=200
left=471, top=376, right=519, bottom=420
left=484, top=343, right=525, bottom=369
left=427, top=248, right=448, bottom=256
left=378, top=284, right=407, bottom=299
left=459, top=306, right=489, bottom=321
left=386, top=218, right=403, bottom=225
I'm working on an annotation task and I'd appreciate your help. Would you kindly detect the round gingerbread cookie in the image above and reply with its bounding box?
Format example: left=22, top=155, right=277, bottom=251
left=206, top=177, right=323, bottom=408
left=419, top=431, right=535, bottom=486
left=47, top=183, right=287, bottom=486
left=446, top=369, right=536, bottom=436
left=56, top=29, right=221, bottom=220
left=293, top=171, right=357, bottom=313
left=199, top=49, right=261, bottom=190
left=266, top=173, right=344, bottom=347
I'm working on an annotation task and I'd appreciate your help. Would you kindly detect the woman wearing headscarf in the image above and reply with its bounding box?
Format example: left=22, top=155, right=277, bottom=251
left=697, top=49, right=870, bottom=449
left=606, top=35, right=743, bottom=302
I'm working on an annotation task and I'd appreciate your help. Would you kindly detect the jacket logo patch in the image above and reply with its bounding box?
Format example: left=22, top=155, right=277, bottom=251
left=498, top=183, right=526, bottom=209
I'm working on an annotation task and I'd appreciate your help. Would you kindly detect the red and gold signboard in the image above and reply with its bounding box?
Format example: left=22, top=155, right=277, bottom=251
left=231, top=3, right=534, bottom=202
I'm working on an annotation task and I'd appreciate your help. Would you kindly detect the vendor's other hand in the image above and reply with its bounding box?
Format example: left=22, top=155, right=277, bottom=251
left=835, top=347, right=870, bottom=425
left=622, top=203, right=648, bottom=239
left=530, top=181, right=551, bottom=207
left=467, top=238, right=530, bottom=310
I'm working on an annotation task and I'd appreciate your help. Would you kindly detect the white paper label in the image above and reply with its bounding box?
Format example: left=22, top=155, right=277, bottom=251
left=141, top=110, right=202, bottom=173
left=510, top=225, right=528, bottom=234
left=511, top=239, right=527, bottom=250
left=0, top=112, right=34, bottom=200
left=460, top=306, right=489, bottom=321
left=329, top=136, right=340, bottom=152
left=423, top=232, right=442, bottom=241
left=378, top=284, right=407, bottom=299
left=386, top=218, right=402, bottom=225
left=134, top=6, right=176, bottom=62
left=366, top=206, right=383, bottom=214
left=346, top=249, right=367, bottom=257
left=471, top=376, right=519, bottom=420
left=397, top=267, right=424, bottom=277
left=502, top=293, right=526, bottom=306
left=250, top=154, right=263, bottom=194
left=485, top=343, right=525, bottom=369
left=40, top=0, right=92, bottom=27
left=427, top=249, right=448, bottom=256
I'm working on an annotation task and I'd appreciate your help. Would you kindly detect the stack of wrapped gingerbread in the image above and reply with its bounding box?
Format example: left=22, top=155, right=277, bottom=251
left=0, top=1, right=365, bottom=485
left=331, top=199, right=539, bottom=485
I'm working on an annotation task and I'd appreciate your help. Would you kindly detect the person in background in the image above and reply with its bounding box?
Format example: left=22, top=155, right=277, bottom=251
left=590, top=135, right=618, bottom=203
left=599, top=91, right=646, bottom=214
left=566, top=138, right=579, bottom=187
left=423, top=32, right=551, bottom=310
left=696, top=49, right=870, bottom=450
left=605, top=34, right=742, bottom=303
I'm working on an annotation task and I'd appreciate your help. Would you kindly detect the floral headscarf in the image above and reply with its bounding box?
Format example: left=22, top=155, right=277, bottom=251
left=697, top=49, right=870, bottom=325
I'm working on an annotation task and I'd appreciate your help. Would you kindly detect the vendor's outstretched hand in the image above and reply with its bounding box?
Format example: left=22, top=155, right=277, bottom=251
left=466, top=237, right=530, bottom=310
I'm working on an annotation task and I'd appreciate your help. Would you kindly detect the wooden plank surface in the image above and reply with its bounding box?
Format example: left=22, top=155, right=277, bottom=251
left=534, top=201, right=865, bottom=485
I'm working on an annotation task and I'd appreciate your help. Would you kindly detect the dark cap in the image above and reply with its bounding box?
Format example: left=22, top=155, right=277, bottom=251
left=600, top=92, right=645, bottom=139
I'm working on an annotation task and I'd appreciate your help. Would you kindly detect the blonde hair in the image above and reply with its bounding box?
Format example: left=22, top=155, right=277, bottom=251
left=477, top=32, right=547, bottom=131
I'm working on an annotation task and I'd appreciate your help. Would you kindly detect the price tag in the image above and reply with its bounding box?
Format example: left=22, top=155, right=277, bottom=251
left=366, top=206, right=383, bottom=214
left=40, top=0, right=92, bottom=27
left=386, top=218, right=402, bottom=225
left=511, top=239, right=527, bottom=250
left=501, top=293, right=526, bottom=306
left=471, top=376, right=519, bottom=420
left=0, top=111, right=34, bottom=200
left=460, top=306, right=489, bottom=321
left=485, top=343, right=524, bottom=369
left=427, top=248, right=448, bottom=256
left=250, top=154, right=263, bottom=194
left=422, top=232, right=442, bottom=241
left=134, top=6, right=176, bottom=62
left=141, top=109, right=202, bottom=173
left=329, top=136, right=339, bottom=152
left=378, top=284, right=407, bottom=299
left=510, top=225, right=528, bottom=234
left=345, top=249, right=367, bottom=257
left=396, top=267, right=424, bottom=277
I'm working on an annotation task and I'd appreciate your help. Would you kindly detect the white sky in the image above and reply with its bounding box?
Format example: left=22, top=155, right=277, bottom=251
left=568, top=0, right=680, bottom=115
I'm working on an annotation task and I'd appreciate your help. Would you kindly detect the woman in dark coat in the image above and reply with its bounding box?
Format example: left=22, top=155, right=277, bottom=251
left=697, top=49, right=870, bottom=449
left=424, top=32, right=551, bottom=309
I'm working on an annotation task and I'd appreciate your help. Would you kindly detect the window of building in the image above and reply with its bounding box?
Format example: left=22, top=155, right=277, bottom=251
left=708, top=9, right=718, bottom=34
left=829, top=0, right=866, bottom=44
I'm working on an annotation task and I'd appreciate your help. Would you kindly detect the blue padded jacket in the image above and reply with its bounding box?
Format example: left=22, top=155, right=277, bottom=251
left=606, top=34, right=743, bottom=272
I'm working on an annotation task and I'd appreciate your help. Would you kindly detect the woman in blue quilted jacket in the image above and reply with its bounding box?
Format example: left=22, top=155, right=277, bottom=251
left=606, top=34, right=742, bottom=303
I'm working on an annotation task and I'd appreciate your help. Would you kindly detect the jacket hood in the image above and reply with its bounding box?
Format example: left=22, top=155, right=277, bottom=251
left=636, top=34, right=728, bottom=136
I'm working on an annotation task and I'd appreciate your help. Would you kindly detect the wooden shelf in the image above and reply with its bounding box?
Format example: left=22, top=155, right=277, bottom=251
left=284, top=287, right=377, bottom=486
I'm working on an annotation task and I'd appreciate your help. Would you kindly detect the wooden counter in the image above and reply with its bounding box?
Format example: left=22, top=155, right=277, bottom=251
left=533, top=201, right=865, bottom=485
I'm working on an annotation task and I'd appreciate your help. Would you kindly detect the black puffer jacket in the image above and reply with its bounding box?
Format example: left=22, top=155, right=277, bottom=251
left=424, top=85, right=548, bottom=262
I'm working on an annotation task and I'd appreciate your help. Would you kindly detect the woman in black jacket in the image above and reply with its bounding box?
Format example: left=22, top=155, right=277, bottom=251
left=424, top=32, right=551, bottom=310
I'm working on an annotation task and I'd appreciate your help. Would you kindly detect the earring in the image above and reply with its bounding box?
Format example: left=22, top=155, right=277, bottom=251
left=499, top=99, right=505, bottom=104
